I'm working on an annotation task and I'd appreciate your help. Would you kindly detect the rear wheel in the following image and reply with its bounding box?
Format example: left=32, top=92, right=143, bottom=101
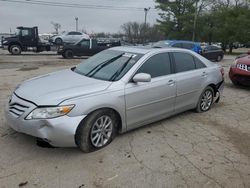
left=64, top=50, right=74, bottom=59
left=217, top=55, right=222, bottom=62
left=75, top=109, right=118, bottom=152
left=10, top=44, right=21, bottom=55
left=196, top=86, right=214, bottom=113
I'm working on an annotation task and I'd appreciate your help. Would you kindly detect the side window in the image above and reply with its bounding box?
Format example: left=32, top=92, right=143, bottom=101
left=68, top=32, right=74, bottom=35
left=136, top=53, right=171, bottom=78
left=172, top=43, right=182, bottom=48
left=182, top=43, right=194, bottom=49
left=21, top=29, right=31, bottom=37
left=75, top=32, right=82, bottom=35
left=210, top=46, right=219, bottom=50
left=80, top=40, right=90, bottom=47
left=173, top=52, right=196, bottom=73
left=193, top=56, right=206, bottom=69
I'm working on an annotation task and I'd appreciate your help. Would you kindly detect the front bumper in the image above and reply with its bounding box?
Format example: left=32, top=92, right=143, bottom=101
left=3, top=45, right=8, bottom=50
left=4, top=94, right=86, bottom=147
left=229, top=67, right=250, bottom=85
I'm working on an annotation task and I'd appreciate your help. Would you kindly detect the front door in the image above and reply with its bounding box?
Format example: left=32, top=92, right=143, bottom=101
left=125, top=52, right=176, bottom=130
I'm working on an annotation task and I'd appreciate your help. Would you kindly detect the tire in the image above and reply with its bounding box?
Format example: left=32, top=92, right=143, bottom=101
left=55, top=38, right=63, bottom=44
left=75, top=109, right=118, bottom=152
left=232, top=80, right=240, bottom=86
left=10, top=44, right=21, bottom=55
left=196, top=86, right=214, bottom=113
left=64, top=50, right=74, bottom=59
left=217, top=55, right=222, bottom=62
left=62, top=53, right=66, bottom=58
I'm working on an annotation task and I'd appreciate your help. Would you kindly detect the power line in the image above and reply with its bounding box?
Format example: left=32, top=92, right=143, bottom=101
left=0, top=0, right=158, bottom=12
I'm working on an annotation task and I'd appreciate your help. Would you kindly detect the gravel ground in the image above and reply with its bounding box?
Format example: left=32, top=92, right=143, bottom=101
left=0, top=49, right=249, bottom=188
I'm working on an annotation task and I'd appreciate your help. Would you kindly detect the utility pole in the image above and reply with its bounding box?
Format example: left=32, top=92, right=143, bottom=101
left=144, top=7, right=150, bottom=45
left=192, top=0, right=199, bottom=41
left=75, top=17, right=78, bottom=32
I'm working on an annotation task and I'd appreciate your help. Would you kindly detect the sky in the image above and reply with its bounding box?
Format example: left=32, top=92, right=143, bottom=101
left=0, top=0, right=159, bottom=34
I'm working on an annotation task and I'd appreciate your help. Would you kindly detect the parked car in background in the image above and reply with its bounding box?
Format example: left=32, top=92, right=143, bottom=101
left=201, top=45, right=224, bottom=62
left=58, top=38, right=121, bottom=58
left=5, top=47, right=224, bottom=152
left=229, top=52, right=250, bottom=86
left=153, top=40, right=202, bottom=54
left=49, top=31, right=90, bottom=44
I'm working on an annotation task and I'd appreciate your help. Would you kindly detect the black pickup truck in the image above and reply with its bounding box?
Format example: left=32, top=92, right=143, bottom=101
left=57, top=38, right=121, bottom=58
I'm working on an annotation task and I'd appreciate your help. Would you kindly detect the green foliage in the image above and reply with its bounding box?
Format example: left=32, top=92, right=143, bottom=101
left=156, top=0, right=197, bottom=40
left=156, top=0, right=250, bottom=53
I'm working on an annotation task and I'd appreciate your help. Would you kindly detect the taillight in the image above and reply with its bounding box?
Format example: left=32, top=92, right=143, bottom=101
left=220, top=67, right=224, bottom=77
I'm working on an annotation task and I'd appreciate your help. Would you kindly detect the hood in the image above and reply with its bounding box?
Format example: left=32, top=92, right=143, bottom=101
left=15, top=69, right=112, bottom=106
left=3, top=36, right=18, bottom=43
left=237, top=55, right=250, bottom=65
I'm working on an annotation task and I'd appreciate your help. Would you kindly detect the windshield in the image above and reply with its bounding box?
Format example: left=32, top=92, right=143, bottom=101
left=15, top=29, right=21, bottom=36
left=74, top=49, right=143, bottom=81
left=153, top=41, right=171, bottom=48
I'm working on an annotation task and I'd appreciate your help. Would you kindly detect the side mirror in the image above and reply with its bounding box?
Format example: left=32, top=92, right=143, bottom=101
left=133, top=73, right=151, bottom=83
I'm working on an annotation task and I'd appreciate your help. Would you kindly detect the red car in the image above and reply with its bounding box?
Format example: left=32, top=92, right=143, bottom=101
left=229, top=52, right=250, bottom=86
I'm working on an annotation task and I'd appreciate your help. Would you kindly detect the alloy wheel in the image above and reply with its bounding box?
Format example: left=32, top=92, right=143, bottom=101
left=200, top=90, right=213, bottom=111
left=90, top=115, right=113, bottom=148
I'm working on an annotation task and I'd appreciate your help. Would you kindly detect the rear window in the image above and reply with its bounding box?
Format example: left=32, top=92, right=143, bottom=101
left=182, top=43, right=195, bottom=49
left=173, top=52, right=196, bottom=73
left=172, top=43, right=182, bottom=48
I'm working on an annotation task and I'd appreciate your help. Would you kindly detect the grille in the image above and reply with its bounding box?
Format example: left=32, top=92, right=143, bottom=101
left=9, top=102, right=29, bottom=118
left=237, top=64, right=250, bottom=72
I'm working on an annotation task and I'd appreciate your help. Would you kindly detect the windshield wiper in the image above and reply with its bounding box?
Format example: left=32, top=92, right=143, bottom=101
left=85, top=53, right=124, bottom=77
left=109, top=55, right=133, bottom=81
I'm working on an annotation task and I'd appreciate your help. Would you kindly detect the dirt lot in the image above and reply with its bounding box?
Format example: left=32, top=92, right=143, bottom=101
left=0, top=49, right=249, bottom=188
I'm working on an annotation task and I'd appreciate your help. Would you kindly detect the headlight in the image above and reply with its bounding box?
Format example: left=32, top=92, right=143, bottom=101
left=26, top=105, right=74, bottom=120
left=2, top=40, right=8, bottom=44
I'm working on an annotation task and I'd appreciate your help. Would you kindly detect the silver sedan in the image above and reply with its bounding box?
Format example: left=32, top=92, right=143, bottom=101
left=5, top=47, right=224, bottom=152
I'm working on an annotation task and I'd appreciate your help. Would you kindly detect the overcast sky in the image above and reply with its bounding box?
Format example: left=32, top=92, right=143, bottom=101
left=0, top=0, right=159, bottom=34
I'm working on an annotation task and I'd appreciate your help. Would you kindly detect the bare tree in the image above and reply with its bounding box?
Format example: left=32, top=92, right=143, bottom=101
left=51, top=22, right=61, bottom=34
left=121, top=22, right=164, bottom=44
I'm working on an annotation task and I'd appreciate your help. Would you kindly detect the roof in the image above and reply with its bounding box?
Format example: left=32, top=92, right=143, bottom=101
left=110, top=46, right=153, bottom=54
left=109, top=45, right=197, bottom=55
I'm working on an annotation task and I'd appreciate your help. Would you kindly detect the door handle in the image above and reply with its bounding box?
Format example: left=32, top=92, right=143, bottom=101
left=167, top=80, right=175, bottom=85
left=202, top=72, right=208, bottom=77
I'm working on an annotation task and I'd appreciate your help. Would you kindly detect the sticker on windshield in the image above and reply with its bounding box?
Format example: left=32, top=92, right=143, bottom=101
left=123, top=53, right=137, bottom=58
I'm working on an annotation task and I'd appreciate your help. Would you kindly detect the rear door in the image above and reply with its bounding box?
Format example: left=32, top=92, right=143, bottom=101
left=125, top=52, right=176, bottom=130
left=171, top=52, right=207, bottom=112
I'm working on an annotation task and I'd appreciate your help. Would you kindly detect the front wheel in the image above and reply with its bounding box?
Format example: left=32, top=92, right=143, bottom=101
left=55, top=38, right=63, bottom=44
left=64, top=50, right=74, bottom=59
left=10, top=45, right=22, bottom=55
left=75, top=109, right=118, bottom=152
left=196, top=86, right=214, bottom=113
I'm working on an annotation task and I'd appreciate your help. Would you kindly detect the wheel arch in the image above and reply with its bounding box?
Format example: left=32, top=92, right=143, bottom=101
left=76, top=106, right=125, bottom=134
left=8, top=42, right=22, bottom=51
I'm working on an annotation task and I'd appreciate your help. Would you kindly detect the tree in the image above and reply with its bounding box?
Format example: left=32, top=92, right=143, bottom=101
left=51, top=22, right=61, bottom=34
left=121, top=22, right=164, bottom=44
left=155, top=0, right=214, bottom=40
left=211, top=5, right=250, bottom=52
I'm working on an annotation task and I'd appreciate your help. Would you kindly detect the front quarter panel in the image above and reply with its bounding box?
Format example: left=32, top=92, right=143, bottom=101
left=61, top=81, right=127, bottom=133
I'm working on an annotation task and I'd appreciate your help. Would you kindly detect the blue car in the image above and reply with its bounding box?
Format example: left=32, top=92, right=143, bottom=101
left=153, top=40, right=202, bottom=54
